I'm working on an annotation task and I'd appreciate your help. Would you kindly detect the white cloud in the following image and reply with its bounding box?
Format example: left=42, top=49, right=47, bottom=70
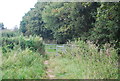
left=0, top=0, right=37, bottom=29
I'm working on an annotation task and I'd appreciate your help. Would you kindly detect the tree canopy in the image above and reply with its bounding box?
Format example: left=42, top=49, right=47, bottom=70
left=20, top=2, right=120, bottom=47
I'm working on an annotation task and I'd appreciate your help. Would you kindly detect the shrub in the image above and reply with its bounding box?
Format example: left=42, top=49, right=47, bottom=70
left=1, top=35, right=45, bottom=55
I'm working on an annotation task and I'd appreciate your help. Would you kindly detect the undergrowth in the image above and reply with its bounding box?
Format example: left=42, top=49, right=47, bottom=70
left=1, top=32, right=46, bottom=79
left=1, top=48, right=45, bottom=79
left=48, top=40, right=118, bottom=79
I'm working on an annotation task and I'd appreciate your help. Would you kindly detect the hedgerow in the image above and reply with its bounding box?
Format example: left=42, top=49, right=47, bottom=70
left=1, top=35, right=45, bottom=55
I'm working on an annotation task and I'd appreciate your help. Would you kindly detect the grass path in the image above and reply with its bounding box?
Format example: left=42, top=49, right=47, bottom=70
left=43, top=43, right=118, bottom=79
left=43, top=44, right=65, bottom=79
left=44, top=59, right=56, bottom=79
left=43, top=44, right=56, bottom=79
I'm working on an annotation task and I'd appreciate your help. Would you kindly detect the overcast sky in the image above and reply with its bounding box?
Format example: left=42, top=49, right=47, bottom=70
left=0, top=0, right=37, bottom=29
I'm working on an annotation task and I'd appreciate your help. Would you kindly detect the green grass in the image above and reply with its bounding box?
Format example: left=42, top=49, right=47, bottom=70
left=46, top=49, right=56, bottom=52
left=45, top=44, right=56, bottom=52
left=1, top=32, right=46, bottom=79
left=1, top=48, right=45, bottom=79
left=47, top=40, right=118, bottom=79
left=1, top=32, right=118, bottom=79
left=45, top=44, right=65, bottom=53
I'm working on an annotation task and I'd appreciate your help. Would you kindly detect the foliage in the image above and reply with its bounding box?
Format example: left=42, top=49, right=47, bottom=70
left=20, top=2, right=53, bottom=40
left=20, top=2, right=99, bottom=43
left=20, top=2, right=120, bottom=53
left=1, top=35, right=45, bottom=55
left=1, top=29, right=46, bottom=79
left=89, top=3, right=120, bottom=51
left=42, top=2, right=99, bottom=43
left=1, top=48, right=45, bottom=79
left=1, top=2, right=119, bottom=79
left=47, top=40, right=118, bottom=79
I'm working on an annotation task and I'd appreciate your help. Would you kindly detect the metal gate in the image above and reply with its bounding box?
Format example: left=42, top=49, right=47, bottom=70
left=45, top=44, right=65, bottom=55
left=45, top=44, right=79, bottom=55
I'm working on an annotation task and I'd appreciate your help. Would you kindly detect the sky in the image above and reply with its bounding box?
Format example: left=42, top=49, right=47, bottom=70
left=0, top=0, right=37, bottom=29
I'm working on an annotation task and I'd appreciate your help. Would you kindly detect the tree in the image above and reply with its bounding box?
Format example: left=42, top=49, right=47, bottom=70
left=0, top=22, right=5, bottom=30
left=42, top=2, right=99, bottom=43
left=90, top=3, right=120, bottom=45
left=88, top=2, right=120, bottom=54
left=20, top=2, right=53, bottom=39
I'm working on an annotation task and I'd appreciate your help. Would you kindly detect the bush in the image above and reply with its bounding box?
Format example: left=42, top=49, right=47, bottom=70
left=1, top=31, right=46, bottom=79
left=1, top=35, right=45, bottom=55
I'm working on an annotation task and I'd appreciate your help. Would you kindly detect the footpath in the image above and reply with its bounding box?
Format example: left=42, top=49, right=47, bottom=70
left=44, top=59, right=56, bottom=79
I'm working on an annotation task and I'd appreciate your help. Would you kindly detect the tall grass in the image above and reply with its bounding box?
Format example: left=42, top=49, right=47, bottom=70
left=1, top=30, right=46, bottom=79
left=1, top=48, right=45, bottom=79
left=1, top=30, right=118, bottom=79
left=48, top=40, right=118, bottom=79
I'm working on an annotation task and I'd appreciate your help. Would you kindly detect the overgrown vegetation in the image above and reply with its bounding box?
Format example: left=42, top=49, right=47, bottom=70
left=48, top=40, right=118, bottom=79
left=1, top=35, right=45, bottom=54
left=1, top=30, right=46, bottom=79
left=1, top=1, right=119, bottom=79
left=2, top=48, right=45, bottom=79
left=20, top=2, right=120, bottom=46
